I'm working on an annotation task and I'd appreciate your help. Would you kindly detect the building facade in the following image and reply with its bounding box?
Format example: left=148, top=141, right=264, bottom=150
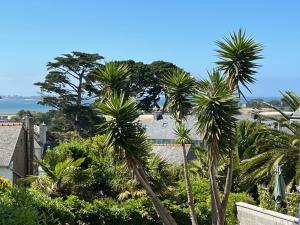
left=0, top=116, right=46, bottom=184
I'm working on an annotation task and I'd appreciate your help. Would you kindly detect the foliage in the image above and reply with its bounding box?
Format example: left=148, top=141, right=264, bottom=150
left=0, top=176, right=12, bottom=191
left=163, top=69, right=195, bottom=120
left=225, top=192, right=255, bottom=225
left=113, top=60, right=182, bottom=111
left=92, top=62, right=131, bottom=97
left=0, top=186, right=74, bottom=225
left=257, top=185, right=275, bottom=210
left=163, top=68, right=198, bottom=224
left=34, top=51, right=104, bottom=131
left=257, top=185, right=300, bottom=217
left=26, top=156, right=91, bottom=198
left=215, top=28, right=263, bottom=96
left=241, top=92, right=300, bottom=191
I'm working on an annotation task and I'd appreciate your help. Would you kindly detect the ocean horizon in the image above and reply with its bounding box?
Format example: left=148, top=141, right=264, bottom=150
left=0, top=99, right=50, bottom=114
left=0, top=96, right=281, bottom=114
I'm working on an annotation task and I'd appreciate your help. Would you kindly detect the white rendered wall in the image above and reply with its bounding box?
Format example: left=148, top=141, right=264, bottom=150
left=0, top=168, right=13, bottom=183
left=237, top=202, right=299, bottom=225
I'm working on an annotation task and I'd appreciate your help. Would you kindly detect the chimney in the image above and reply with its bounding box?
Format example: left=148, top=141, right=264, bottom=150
left=153, top=111, right=163, bottom=120
left=39, top=122, right=47, bottom=147
left=24, top=115, right=34, bottom=175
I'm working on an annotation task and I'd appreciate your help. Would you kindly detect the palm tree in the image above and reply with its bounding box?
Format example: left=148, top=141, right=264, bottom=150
left=215, top=28, right=263, bottom=97
left=207, top=29, right=262, bottom=224
left=25, top=157, right=90, bottom=198
left=92, top=62, right=130, bottom=97
left=98, top=93, right=177, bottom=225
left=240, top=91, right=300, bottom=190
left=193, top=71, right=239, bottom=225
left=163, top=69, right=198, bottom=225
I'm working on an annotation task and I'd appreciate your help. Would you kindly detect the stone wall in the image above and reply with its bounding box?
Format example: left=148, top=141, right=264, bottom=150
left=236, top=202, right=299, bottom=225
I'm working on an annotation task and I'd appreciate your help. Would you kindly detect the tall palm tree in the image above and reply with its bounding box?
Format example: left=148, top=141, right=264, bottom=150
left=163, top=69, right=198, bottom=225
left=193, top=71, right=239, bottom=225
left=215, top=28, right=263, bottom=97
left=92, top=62, right=130, bottom=97
left=98, top=93, right=177, bottom=225
left=210, top=29, right=262, bottom=223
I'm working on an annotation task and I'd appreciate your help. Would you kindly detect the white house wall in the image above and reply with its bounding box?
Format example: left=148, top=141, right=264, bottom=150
left=0, top=167, right=13, bottom=183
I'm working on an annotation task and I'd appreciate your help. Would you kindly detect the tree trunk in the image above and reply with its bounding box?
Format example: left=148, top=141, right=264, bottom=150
left=75, top=74, right=83, bottom=132
left=131, top=158, right=177, bottom=225
left=211, top=191, right=217, bottom=225
left=208, top=141, right=224, bottom=225
left=181, top=143, right=198, bottom=225
left=220, top=147, right=234, bottom=224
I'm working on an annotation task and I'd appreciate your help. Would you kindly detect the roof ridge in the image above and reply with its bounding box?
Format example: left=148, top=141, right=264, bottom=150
left=153, top=144, right=191, bottom=146
left=0, top=122, right=23, bottom=126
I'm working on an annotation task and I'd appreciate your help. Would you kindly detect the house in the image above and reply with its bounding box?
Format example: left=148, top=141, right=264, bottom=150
left=0, top=116, right=46, bottom=184
left=138, top=114, right=201, bottom=146
left=290, top=107, right=300, bottom=123
left=152, top=144, right=195, bottom=164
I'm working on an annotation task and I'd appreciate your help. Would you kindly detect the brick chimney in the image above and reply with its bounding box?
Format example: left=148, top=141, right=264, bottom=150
left=24, top=115, right=34, bottom=175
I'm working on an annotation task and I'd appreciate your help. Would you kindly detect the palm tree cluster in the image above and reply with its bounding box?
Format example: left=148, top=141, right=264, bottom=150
left=28, top=28, right=264, bottom=225
left=94, top=28, right=262, bottom=225
left=240, top=91, right=300, bottom=191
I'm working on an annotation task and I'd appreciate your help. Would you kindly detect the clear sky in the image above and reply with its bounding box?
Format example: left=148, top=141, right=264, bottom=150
left=0, top=0, right=299, bottom=97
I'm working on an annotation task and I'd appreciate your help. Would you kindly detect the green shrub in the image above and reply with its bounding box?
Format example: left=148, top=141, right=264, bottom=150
left=0, top=176, right=12, bottom=191
left=70, top=196, right=159, bottom=225
left=286, top=193, right=300, bottom=217
left=258, top=185, right=300, bottom=217
left=0, top=187, right=74, bottom=225
left=257, top=185, right=275, bottom=210
left=226, top=192, right=255, bottom=225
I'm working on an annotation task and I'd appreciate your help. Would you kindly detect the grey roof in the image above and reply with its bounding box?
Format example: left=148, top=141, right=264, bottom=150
left=235, top=114, right=255, bottom=121
left=0, top=124, right=23, bottom=167
left=152, top=144, right=195, bottom=164
left=138, top=114, right=200, bottom=141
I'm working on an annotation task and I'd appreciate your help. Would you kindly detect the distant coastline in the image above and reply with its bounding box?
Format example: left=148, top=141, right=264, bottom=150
left=0, top=95, right=281, bottom=115
left=0, top=98, right=50, bottom=114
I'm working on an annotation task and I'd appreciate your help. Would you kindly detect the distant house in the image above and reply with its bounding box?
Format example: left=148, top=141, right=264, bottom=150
left=152, top=144, right=195, bottom=164
left=138, top=114, right=201, bottom=146
left=290, top=107, right=300, bottom=123
left=0, top=116, right=46, bottom=184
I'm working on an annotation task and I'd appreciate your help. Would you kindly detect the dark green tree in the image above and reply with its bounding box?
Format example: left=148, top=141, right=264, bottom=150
left=113, top=60, right=180, bottom=111
left=35, top=51, right=104, bottom=131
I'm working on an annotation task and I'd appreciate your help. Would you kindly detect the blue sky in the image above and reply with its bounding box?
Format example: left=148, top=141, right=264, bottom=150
left=0, top=0, right=299, bottom=97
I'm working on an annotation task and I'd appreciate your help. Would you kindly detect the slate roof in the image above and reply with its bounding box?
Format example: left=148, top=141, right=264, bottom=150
left=0, top=123, right=23, bottom=167
left=138, top=114, right=200, bottom=141
left=152, top=144, right=195, bottom=164
left=138, top=114, right=253, bottom=142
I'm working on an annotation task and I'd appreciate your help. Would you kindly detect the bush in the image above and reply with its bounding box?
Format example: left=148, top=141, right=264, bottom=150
left=0, top=176, right=12, bottom=191
left=258, top=185, right=300, bottom=217
left=226, top=192, right=255, bottom=225
left=286, top=193, right=300, bottom=217
left=0, top=187, right=74, bottom=225
left=68, top=196, right=159, bottom=225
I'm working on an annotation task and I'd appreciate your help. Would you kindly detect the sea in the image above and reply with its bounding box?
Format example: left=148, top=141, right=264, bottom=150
left=0, top=96, right=280, bottom=115
left=0, top=99, right=50, bottom=114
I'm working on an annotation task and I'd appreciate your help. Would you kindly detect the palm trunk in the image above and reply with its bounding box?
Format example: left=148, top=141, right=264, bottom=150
left=181, top=143, right=198, bottom=225
left=220, top=147, right=234, bottom=224
left=131, top=157, right=177, bottom=225
left=211, top=191, right=218, bottom=225
left=208, top=140, right=224, bottom=225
